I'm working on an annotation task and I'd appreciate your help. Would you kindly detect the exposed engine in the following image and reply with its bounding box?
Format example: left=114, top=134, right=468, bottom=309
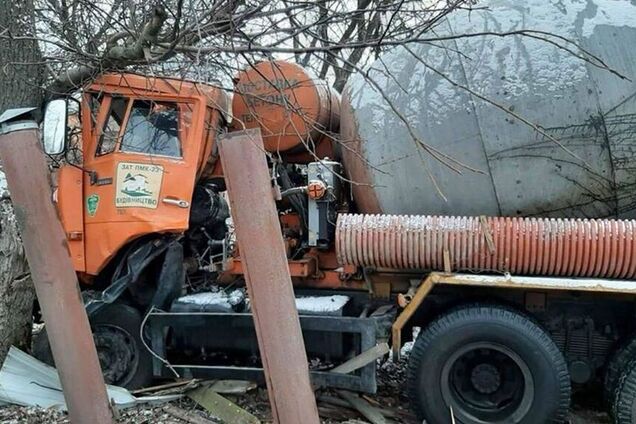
left=182, top=159, right=345, bottom=288
left=184, top=181, right=230, bottom=277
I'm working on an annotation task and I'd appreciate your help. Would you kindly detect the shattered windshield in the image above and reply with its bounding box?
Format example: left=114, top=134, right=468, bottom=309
left=96, top=96, right=127, bottom=156
left=120, top=100, right=181, bottom=157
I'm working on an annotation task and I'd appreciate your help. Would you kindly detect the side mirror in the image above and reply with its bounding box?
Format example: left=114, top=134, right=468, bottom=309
left=42, top=99, right=68, bottom=155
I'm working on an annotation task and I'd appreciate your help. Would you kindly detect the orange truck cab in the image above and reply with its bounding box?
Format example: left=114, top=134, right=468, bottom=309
left=57, top=74, right=228, bottom=277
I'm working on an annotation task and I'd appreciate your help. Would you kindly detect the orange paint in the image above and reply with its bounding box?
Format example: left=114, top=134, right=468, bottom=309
left=231, top=61, right=339, bottom=155
left=57, top=73, right=229, bottom=275
left=56, top=165, right=85, bottom=271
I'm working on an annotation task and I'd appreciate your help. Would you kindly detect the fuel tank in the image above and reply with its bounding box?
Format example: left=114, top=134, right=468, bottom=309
left=232, top=61, right=340, bottom=153
left=341, top=0, right=636, bottom=218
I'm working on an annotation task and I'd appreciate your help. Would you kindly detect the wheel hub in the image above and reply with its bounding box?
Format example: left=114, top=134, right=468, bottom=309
left=442, top=342, right=534, bottom=423
left=93, top=325, right=137, bottom=385
left=470, top=363, right=501, bottom=394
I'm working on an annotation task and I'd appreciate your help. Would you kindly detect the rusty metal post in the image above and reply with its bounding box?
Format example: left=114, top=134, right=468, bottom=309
left=0, top=113, right=112, bottom=423
left=219, top=129, right=320, bottom=424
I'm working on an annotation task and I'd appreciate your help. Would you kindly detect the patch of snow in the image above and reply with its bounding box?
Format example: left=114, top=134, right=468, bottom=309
left=295, top=295, right=350, bottom=316
left=0, top=171, right=8, bottom=198
left=177, top=291, right=350, bottom=316
left=400, top=326, right=420, bottom=356
left=176, top=288, right=245, bottom=308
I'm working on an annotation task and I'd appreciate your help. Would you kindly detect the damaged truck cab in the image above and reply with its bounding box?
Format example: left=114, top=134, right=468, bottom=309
left=57, top=74, right=228, bottom=277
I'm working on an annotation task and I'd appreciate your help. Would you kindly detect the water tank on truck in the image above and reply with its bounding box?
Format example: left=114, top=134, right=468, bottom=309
left=340, top=0, right=636, bottom=218
left=232, top=60, right=340, bottom=158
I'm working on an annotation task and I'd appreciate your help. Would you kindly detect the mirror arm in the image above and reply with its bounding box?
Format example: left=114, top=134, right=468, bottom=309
left=67, top=97, right=82, bottom=124
left=63, top=99, right=69, bottom=149
left=61, top=159, right=99, bottom=186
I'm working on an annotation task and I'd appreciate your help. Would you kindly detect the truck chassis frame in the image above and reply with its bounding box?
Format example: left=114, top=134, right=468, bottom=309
left=146, top=309, right=394, bottom=393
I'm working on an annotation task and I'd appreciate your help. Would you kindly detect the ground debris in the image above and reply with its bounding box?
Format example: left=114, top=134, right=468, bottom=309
left=330, top=343, right=389, bottom=375
left=337, top=390, right=387, bottom=424
left=0, top=405, right=69, bottom=424
left=131, top=379, right=201, bottom=396
left=206, top=380, right=257, bottom=395
left=163, top=404, right=218, bottom=424
left=0, top=350, right=612, bottom=423
left=188, top=386, right=259, bottom=424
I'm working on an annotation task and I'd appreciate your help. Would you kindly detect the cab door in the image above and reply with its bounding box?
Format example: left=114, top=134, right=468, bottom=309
left=82, top=94, right=203, bottom=275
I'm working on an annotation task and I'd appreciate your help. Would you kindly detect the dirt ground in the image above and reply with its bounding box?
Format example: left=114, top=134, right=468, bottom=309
left=0, top=353, right=613, bottom=424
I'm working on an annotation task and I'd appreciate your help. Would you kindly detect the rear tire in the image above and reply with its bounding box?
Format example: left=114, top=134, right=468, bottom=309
left=407, top=304, right=570, bottom=424
left=611, top=357, right=636, bottom=423
left=32, top=303, right=153, bottom=389
left=605, top=336, right=636, bottom=409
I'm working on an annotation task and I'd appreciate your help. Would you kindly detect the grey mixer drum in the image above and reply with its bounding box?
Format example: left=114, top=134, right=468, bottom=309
left=341, top=0, right=636, bottom=218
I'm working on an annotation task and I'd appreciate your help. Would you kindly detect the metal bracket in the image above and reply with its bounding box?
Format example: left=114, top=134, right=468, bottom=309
left=0, top=108, right=38, bottom=135
left=391, top=274, right=438, bottom=361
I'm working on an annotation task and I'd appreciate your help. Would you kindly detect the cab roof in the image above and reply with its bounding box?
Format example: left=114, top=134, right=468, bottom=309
left=87, top=73, right=229, bottom=116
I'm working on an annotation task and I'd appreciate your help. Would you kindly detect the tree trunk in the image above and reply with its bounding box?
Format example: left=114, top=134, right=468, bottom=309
left=0, top=0, right=43, bottom=363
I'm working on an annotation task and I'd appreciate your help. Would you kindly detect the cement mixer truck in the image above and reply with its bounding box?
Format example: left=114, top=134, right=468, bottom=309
left=31, top=1, right=636, bottom=423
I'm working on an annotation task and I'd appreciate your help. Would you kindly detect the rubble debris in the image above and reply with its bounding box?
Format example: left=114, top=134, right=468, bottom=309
left=131, top=379, right=201, bottom=396
left=0, top=345, right=610, bottom=423
left=319, top=393, right=398, bottom=420
left=0, top=347, right=180, bottom=411
left=331, top=343, right=389, bottom=374
left=188, top=386, right=259, bottom=424
left=206, top=380, right=257, bottom=395
left=163, top=404, right=217, bottom=424
left=318, top=394, right=354, bottom=409
left=0, top=405, right=69, bottom=424
left=318, top=404, right=358, bottom=421
left=309, top=357, right=335, bottom=371
left=337, top=390, right=387, bottom=424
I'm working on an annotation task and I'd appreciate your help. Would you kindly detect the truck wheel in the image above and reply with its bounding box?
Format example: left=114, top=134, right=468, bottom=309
left=605, top=336, right=636, bottom=409
left=611, top=358, right=636, bottom=423
left=407, top=305, right=570, bottom=424
left=91, top=303, right=153, bottom=389
left=32, top=303, right=153, bottom=389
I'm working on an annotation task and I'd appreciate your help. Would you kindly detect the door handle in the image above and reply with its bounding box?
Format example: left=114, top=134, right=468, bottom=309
left=162, top=197, right=190, bottom=208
